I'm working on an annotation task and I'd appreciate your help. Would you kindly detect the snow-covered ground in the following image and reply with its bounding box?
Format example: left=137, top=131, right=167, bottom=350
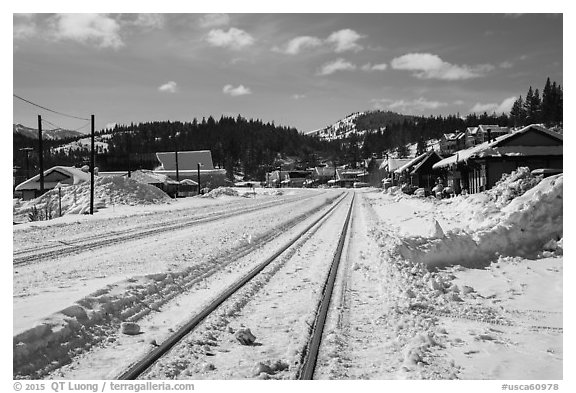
left=10, top=170, right=566, bottom=383
left=52, top=134, right=111, bottom=154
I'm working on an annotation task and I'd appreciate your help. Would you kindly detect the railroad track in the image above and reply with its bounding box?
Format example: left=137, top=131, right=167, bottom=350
left=116, top=192, right=355, bottom=380
left=13, top=192, right=324, bottom=266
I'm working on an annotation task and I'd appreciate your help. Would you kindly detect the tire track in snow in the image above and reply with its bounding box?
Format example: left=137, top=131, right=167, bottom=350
left=13, top=193, right=322, bottom=266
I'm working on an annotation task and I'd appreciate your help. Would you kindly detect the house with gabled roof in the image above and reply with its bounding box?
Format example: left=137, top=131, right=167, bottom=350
left=14, top=166, right=91, bottom=200
left=439, top=132, right=459, bottom=155
left=394, top=150, right=443, bottom=188
left=476, top=125, right=510, bottom=144
left=334, top=168, right=366, bottom=188
left=154, top=150, right=227, bottom=188
left=433, top=124, right=562, bottom=194
left=312, top=166, right=336, bottom=184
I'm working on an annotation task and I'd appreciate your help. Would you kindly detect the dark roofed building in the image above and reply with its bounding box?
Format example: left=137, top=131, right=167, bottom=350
left=433, top=124, right=562, bottom=194
left=394, top=150, right=443, bottom=189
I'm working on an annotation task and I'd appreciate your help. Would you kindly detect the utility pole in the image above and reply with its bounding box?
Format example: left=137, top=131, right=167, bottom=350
left=175, top=148, right=180, bottom=182
left=90, top=114, right=95, bottom=215
left=127, top=139, right=131, bottom=178
left=197, top=163, right=201, bottom=195
left=38, top=115, right=44, bottom=195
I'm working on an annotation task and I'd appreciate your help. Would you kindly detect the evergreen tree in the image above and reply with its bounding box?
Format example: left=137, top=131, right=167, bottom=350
left=541, top=77, right=554, bottom=125
left=416, top=138, right=427, bottom=156
left=524, top=86, right=535, bottom=124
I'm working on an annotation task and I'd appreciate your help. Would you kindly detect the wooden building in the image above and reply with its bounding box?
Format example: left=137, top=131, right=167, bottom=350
left=14, top=166, right=90, bottom=200
left=432, top=124, right=562, bottom=194
left=394, top=150, right=443, bottom=188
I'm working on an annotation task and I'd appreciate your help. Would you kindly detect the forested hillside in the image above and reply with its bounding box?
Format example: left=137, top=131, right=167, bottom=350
left=13, top=79, right=562, bottom=182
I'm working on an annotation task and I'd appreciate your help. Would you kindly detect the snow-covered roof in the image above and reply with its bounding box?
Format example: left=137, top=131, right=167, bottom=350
left=156, top=150, right=215, bottom=171
left=394, top=151, right=440, bottom=174
left=179, top=178, right=198, bottom=186
left=335, top=168, right=364, bottom=180
left=379, top=158, right=412, bottom=171
left=314, top=166, right=336, bottom=177
left=15, top=166, right=90, bottom=191
left=433, top=124, right=563, bottom=169
left=409, top=151, right=442, bottom=175
left=127, top=170, right=179, bottom=185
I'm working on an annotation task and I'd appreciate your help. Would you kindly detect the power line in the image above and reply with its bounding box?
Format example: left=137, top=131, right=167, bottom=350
left=13, top=93, right=90, bottom=121
left=41, top=118, right=91, bottom=133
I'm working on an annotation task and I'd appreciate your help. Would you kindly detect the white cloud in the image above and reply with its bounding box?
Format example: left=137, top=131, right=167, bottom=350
left=223, top=84, right=252, bottom=96
left=273, top=36, right=323, bottom=55
left=291, top=94, right=306, bottom=100
left=199, top=14, right=231, bottom=28
left=206, top=27, right=255, bottom=50
left=274, top=28, right=365, bottom=55
left=318, top=58, right=357, bottom=75
left=372, top=97, right=449, bottom=113
left=51, top=13, right=123, bottom=49
left=158, top=81, right=178, bottom=93
left=131, top=14, right=165, bottom=29
left=469, top=96, right=517, bottom=114
left=390, top=53, right=494, bottom=80
left=326, top=29, right=364, bottom=53
left=104, top=122, right=117, bottom=130
left=14, top=14, right=37, bottom=40
left=499, top=61, right=514, bottom=69
left=361, top=63, right=388, bottom=71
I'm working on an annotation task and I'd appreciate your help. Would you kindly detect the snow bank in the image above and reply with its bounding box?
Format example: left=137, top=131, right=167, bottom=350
left=13, top=176, right=172, bottom=220
left=14, top=265, right=216, bottom=377
left=396, top=174, right=562, bottom=268
left=202, top=187, right=240, bottom=198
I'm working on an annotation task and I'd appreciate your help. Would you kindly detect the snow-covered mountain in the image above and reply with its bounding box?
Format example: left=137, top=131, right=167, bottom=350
left=13, top=123, right=85, bottom=140
left=306, top=112, right=366, bottom=141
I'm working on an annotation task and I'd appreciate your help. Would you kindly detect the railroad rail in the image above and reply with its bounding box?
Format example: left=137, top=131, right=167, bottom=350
left=13, top=192, right=324, bottom=266
left=297, top=193, right=355, bottom=379
left=117, top=192, right=354, bottom=380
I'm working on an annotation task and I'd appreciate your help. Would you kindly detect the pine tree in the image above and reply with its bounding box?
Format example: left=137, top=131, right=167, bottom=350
left=532, top=88, right=542, bottom=123
left=541, top=77, right=554, bottom=125
left=510, top=96, right=526, bottom=127
left=524, top=86, right=535, bottom=124
left=416, top=138, right=427, bottom=156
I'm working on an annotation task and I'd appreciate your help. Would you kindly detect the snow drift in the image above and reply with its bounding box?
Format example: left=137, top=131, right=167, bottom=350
left=13, top=176, right=173, bottom=221
left=395, top=172, right=563, bottom=268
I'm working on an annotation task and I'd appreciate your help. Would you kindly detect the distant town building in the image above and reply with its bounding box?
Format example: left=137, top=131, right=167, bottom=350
left=154, top=150, right=227, bottom=189
left=266, top=169, right=312, bottom=187
left=14, top=166, right=90, bottom=200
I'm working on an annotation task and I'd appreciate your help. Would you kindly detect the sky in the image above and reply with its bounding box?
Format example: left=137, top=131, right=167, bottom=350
left=12, top=11, right=563, bottom=134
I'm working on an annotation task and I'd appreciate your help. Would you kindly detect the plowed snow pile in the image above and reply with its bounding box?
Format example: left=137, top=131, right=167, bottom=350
left=397, top=170, right=563, bottom=268
left=364, top=168, right=563, bottom=379
left=13, top=176, right=172, bottom=221
left=202, top=187, right=240, bottom=198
